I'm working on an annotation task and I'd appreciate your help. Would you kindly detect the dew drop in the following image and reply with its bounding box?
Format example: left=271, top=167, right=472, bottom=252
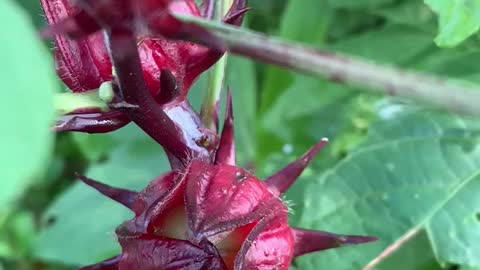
left=337, top=236, right=347, bottom=242
left=413, top=194, right=420, bottom=199
left=282, top=144, right=293, bottom=154
left=382, top=193, right=389, bottom=200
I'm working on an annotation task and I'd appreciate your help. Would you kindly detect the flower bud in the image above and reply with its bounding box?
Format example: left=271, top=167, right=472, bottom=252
left=41, top=0, right=112, bottom=92
left=42, top=0, right=247, bottom=100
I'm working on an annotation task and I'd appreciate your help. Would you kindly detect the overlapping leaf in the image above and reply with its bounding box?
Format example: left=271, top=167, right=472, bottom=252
left=292, top=111, right=480, bottom=269
left=425, top=0, right=480, bottom=47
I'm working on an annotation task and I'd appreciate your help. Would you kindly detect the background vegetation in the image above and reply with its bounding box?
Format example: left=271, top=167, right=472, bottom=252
left=1, top=0, right=480, bottom=269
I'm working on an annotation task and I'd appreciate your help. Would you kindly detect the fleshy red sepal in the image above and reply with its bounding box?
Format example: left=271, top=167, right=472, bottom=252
left=55, top=111, right=131, bottom=133
left=215, top=90, right=235, bottom=165
left=118, top=235, right=227, bottom=270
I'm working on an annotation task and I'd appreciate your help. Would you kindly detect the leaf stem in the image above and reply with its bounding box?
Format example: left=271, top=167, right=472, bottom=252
left=363, top=228, right=420, bottom=270
left=176, top=15, right=480, bottom=116
left=200, top=0, right=232, bottom=131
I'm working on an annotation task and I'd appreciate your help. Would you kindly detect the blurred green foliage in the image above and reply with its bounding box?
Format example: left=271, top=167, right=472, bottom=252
left=2, top=0, right=480, bottom=270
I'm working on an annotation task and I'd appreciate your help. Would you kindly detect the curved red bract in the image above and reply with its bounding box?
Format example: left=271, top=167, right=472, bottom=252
left=41, top=0, right=240, bottom=100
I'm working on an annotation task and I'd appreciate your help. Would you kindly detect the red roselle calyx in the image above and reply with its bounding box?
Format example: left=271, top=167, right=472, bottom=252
left=43, top=0, right=247, bottom=133
left=77, top=94, right=377, bottom=270
left=43, top=0, right=248, bottom=162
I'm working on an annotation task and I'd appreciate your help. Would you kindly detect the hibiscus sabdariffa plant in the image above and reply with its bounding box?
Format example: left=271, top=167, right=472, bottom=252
left=41, top=0, right=377, bottom=269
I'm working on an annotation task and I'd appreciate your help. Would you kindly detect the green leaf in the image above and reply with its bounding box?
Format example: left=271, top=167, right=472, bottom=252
left=258, top=23, right=434, bottom=161
left=329, top=24, right=434, bottom=65
left=291, top=111, right=480, bottom=269
left=72, top=132, right=119, bottom=162
left=34, top=125, right=170, bottom=266
left=0, top=211, right=37, bottom=258
left=54, top=88, right=110, bottom=115
left=227, top=56, right=257, bottom=165
left=327, top=0, right=395, bottom=9
left=425, top=0, right=480, bottom=47
left=260, top=0, right=332, bottom=113
left=0, top=1, right=57, bottom=216
left=373, top=0, right=435, bottom=29
left=260, top=77, right=353, bottom=141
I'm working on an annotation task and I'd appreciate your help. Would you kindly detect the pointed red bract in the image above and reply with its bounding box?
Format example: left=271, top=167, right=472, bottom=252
left=55, top=111, right=130, bottom=133
left=224, top=0, right=249, bottom=26
left=265, top=138, right=329, bottom=196
left=215, top=90, right=236, bottom=165
left=292, top=228, right=378, bottom=258
left=77, top=175, right=138, bottom=210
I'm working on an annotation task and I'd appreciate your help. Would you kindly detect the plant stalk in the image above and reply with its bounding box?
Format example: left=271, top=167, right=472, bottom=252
left=106, top=27, right=212, bottom=161
left=200, top=0, right=232, bottom=132
left=176, top=14, right=480, bottom=116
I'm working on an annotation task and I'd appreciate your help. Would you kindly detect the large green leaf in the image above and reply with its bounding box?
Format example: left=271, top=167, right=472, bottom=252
left=34, top=125, right=169, bottom=266
left=425, top=0, right=480, bottom=47
left=0, top=0, right=57, bottom=216
left=291, top=111, right=480, bottom=269
left=260, top=0, right=332, bottom=113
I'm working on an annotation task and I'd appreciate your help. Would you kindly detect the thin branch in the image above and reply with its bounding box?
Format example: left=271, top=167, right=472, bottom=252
left=363, top=228, right=421, bottom=270
left=175, top=15, right=480, bottom=117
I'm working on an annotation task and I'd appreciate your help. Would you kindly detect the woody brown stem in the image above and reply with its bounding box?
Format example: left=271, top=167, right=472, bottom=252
left=175, top=15, right=480, bottom=117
